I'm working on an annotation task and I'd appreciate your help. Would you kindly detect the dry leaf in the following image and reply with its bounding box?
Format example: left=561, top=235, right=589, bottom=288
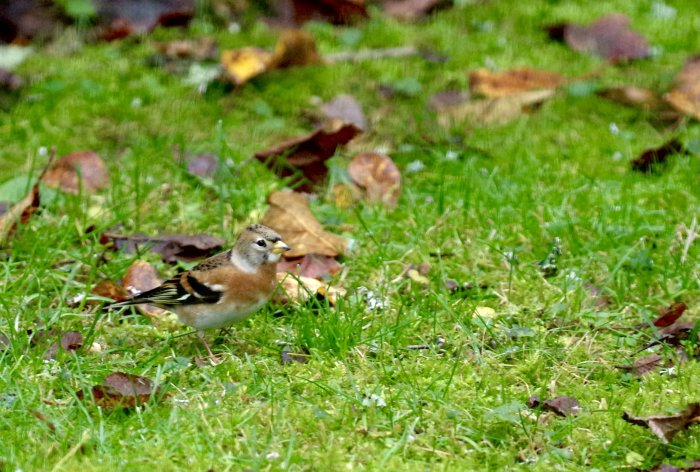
left=269, top=0, right=368, bottom=26
left=534, top=396, right=581, bottom=417
left=101, top=232, right=225, bottom=262
left=277, top=254, right=341, bottom=279
left=221, top=30, right=321, bottom=86
left=122, top=260, right=166, bottom=318
left=94, top=0, right=194, bottom=41
left=631, top=139, right=687, bottom=173
left=382, top=0, right=450, bottom=20
left=187, top=152, right=217, bottom=178
left=348, top=152, right=401, bottom=208
left=280, top=346, right=310, bottom=364
left=0, top=151, right=54, bottom=245
left=469, top=68, right=564, bottom=98
left=91, top=280, right=128, bottom=303
left=666, top=56, right=700, bottom=120
left=0, top=175, right=40, bottom=245
left=60, top=331, right=83, bottom=352
left=428, top=90, right=469, bottom=109
left=255, top=121, right=362, bottom=191
left=583, top=282, right=611, bottom=309
left=547, top=14, right=650, bottom=62
left=644, top=460, right=700, bottom=472
left=652, top=302, right=688, bottom=328
left=262, top=190, right=348, bottom=257
left=221, top=47, right=272, bottom=86
left=0, top=68, right=22, bottom=92
left=269, top=29, right=322, bottom=69
left=616, top=354, right=664, bottom=377
left=432, top=89, right=554, bottom=126
left=598, top=86, right=665, bottom=111
left=79, top=372, right=162, bottom=409
left=42, top=151, right=109, bottom=194
left=0, top=0, right=67, bottom=43
left=320, top=94, right=367, bottom=130
left=154, top=37, right=216, bottom=60
left=623, top=403, right=700, bottom=443
left=274, top=272, right=345, bottom=305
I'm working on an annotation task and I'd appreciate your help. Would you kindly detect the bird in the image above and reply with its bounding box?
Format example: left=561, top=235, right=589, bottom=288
left=108, top=224, right=290, bottom=362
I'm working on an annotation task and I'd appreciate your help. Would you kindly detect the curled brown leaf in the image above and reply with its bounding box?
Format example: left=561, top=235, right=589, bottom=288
left=255, top=121, right=362, bottom=192
left=348, top=152, right=401, bottom=208
left=623, top=403, right=700, bottom=443
left=262, top=190, right=348, bottom=258
left=42, top=151, right=109, bottom=194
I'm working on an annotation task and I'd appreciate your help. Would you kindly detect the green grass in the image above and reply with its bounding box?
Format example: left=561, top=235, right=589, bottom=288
left=2, top=0, right=700, bottom=470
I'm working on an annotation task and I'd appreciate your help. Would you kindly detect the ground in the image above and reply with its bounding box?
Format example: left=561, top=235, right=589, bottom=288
left=1, top=0, right=700, bottom=470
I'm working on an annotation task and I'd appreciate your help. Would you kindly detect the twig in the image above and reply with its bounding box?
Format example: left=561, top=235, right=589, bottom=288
left=681, top=216, right=698, bottom=264
left=325, top=46, right=419, bottom=64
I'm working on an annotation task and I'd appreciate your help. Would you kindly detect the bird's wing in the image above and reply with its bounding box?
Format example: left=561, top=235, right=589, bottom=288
left=109, top=271, right=223, bottom=308
left=191, top=250, right=231, bottom=271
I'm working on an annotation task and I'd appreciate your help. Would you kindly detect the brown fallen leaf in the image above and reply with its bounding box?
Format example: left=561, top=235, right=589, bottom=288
left=469, top=68, right=564, bottom=98
left=348, top=152, right=401, bottom=208
left=546, top=14, right=650, bottom=62
left=529, top=395, right=581, bottom=417
left=269, top=0, right=369, bottom=26
left=101, top=232, right=225, bottom=262
left=0, top=0, right=67, bottom=43
left=630, top=139, right=687, bottom=173
left=42, top=151, right=109, bottom=194
left=255, top=121, right=362, bottom=191
left=320, top=94, right=367, bottom=130
left=382, top=0, right=450, bottom=21
left=598, top=86, right=683, bottom=127
left=186, top=152, right=217, bottom=178
left=90, top=280, right=128, bottom=303
left=269, top=29, right=322, bottom=69
left=431, top=89, right=555, bottom=126
left=583, top=282, right=611, bottom=309
left=616, top=354, right=664, bottom=377
left=623, top=403, right=700, bottom=443
left=277, top=254, right=341, bottom=279
left=658, top=321, right=696, bottom=346
left=0, top=68, right=23, bottom=92
left=598, top=86, right=665, bottom=111
left=653, top=302, right=688, bottom=328
left=94, top=0, right=194, bottom=41
left=0, top=150, right=54, bottom=246
left=280, top=346, right=310, bottom=364
left=60, top=331, right=83, bottom=352
left=665, top=56, right=700, bottom=120
left=262, top=190, right=348, bottom=258
left=428, top=90, right=469, bottom=109
left=643, top=460, right=700, bottom=472
left=122, top=260, right=167, bottom=318
left=154, top=37, right=217, bottom=60
left=274, top=272, right=345, bottom=305
left=79, top=372, right=162, bottom=409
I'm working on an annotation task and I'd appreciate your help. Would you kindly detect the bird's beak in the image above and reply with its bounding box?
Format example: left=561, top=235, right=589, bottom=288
left=271, top=240, right=291, bottom=254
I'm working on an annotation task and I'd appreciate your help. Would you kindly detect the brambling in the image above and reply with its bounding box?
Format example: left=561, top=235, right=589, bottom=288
left=108, top=224, right=290, bottom=361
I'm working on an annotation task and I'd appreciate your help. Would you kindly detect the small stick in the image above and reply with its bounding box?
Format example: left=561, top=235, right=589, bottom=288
left=325, top=46, right=419, bottom=64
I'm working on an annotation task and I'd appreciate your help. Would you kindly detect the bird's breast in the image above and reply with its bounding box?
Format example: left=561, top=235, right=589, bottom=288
left=174, top=295, right=270, bottom=330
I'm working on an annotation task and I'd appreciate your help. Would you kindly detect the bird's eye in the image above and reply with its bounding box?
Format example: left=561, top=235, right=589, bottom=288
left=256, top=239, right=266, bottom=247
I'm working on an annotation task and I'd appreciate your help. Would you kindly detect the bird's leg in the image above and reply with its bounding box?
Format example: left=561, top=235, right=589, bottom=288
left=197, top=330, right=222, bottom=365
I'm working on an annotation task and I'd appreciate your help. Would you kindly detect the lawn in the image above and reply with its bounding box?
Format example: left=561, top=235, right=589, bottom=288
left=1, top=0, right=700, bottom=470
